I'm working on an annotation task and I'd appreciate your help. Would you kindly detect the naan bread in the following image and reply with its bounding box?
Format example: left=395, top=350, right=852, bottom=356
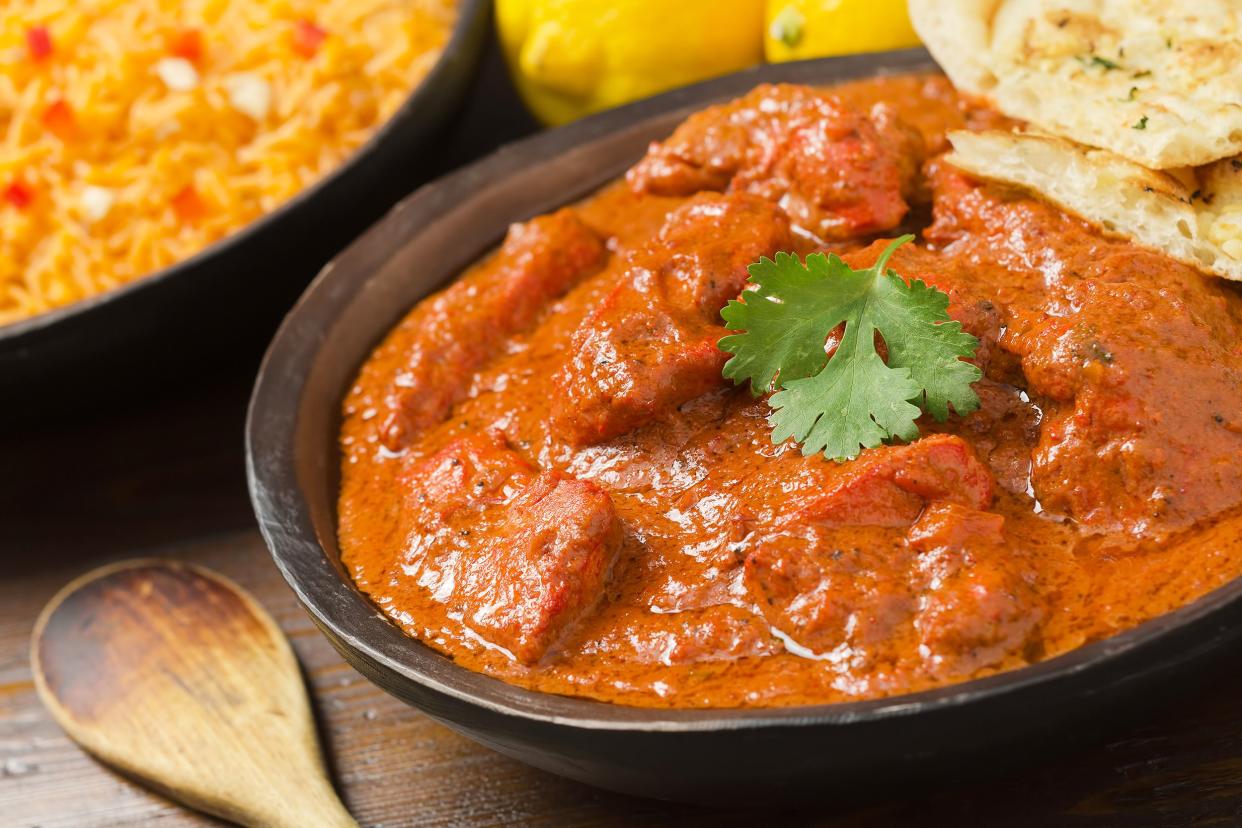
left=911, top=0, right=1242, bottom=169
left=945, top=129, right=1242, bottom=281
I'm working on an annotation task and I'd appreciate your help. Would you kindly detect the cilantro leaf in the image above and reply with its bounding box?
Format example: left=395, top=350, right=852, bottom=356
left=867, top=270, right=983, bottom=421
left=719, top=236, right=982, bottom=461
left=770, top=317, right=923, bottom=458
left=719, top=251, right=857, bottom=393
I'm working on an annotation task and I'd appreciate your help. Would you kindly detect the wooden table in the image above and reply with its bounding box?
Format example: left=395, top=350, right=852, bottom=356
left=5, top=47, right=1242, bottom=828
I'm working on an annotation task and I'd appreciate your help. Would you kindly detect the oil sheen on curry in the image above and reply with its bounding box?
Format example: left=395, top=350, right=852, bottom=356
left=339, top=75, right=1242, bottom=709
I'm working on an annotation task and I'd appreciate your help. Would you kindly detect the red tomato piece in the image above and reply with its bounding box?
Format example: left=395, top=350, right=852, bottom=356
left=171, top=184, right=206, bottom=223
left=42, top=99, right=76, bottom=141
left=26, top=26, right=53, bottom=62
left=292, top=19, right=327, bottom=58
left=168, top=28, right=205, bottom=64
left=5, top=181, right=35, bottom=209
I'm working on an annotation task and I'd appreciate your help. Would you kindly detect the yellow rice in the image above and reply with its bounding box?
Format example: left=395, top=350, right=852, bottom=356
left=0, top=0, right=457, bottom=325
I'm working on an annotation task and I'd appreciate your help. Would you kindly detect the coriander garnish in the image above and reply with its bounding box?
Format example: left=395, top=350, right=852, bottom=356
left=719, top=237, right=981, bottom=461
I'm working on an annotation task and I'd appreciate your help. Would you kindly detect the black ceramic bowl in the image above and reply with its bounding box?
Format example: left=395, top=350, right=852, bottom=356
left=0, top=0, right=489, bottom=406
left=247, top=49, right=1242, bottom=805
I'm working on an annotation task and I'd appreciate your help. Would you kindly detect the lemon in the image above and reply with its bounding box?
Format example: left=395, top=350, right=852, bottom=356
left=765, top=0, right=921, bottom=62
left=497, top=0, right=766, bottom=126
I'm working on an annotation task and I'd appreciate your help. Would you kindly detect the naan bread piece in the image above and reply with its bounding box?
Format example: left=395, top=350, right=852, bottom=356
left=945, top=129, right=1242, bottom=281
left=910, top=0, right=1242, bottom=169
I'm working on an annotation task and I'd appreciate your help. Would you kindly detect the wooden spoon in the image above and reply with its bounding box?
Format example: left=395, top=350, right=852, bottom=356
left=31, top=559, right=357, bottom=828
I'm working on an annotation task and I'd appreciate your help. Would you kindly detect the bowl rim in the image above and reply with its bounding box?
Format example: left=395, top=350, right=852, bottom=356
left=0, top=0, right=490, bottom=343
left=248, top=47, right=1242, bottom=732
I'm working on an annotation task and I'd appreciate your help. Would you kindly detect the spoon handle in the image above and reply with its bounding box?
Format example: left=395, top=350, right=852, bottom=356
left=239, top=779, right=357, bottom=828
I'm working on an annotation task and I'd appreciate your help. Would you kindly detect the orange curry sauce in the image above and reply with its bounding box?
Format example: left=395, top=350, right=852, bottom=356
left=338, top=75, right=1242, bottom=708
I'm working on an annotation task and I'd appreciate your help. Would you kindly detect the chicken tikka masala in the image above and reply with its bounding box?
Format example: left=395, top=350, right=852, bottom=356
left=338, top=74, right=1242, bottom=709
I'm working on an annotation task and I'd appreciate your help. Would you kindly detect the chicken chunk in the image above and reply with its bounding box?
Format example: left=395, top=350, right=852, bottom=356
left=399, top=434, right=622, bottom=664
left=376, top=209, right=605, bottom=451
left=628, top=84, right=924, bottom=240
left=551, top=281, right=729, bottom=448
left=637, top=189, right=797, bottom=316
left=781, top=434, right=995, bottom=528
left=743, top=436, right=1001, bottom=656
left=451, top=472, right=622, bottom=663
left=397, top=431, right=535, bottom=528
left=551, top=192, right=792, bottom=446
left=909, top=504, right=1042, bottom=679
left=744, top=533, right=917, bottom=656
left=905, top=502, right=1005, bottom=552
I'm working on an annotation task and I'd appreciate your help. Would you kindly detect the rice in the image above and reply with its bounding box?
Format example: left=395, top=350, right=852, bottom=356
left=0, top=0, right=457, bottom=325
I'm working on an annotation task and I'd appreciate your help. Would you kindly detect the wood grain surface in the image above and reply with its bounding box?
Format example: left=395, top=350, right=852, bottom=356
left=4, top=46, right=1242, bottom=828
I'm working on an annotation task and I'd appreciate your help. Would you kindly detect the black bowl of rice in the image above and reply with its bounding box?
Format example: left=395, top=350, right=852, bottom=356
left=0, top=0, right=489, bottom=404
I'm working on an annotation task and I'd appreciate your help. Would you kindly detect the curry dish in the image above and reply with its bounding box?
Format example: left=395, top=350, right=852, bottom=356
left=338, top=74, right=1242, bottom=709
